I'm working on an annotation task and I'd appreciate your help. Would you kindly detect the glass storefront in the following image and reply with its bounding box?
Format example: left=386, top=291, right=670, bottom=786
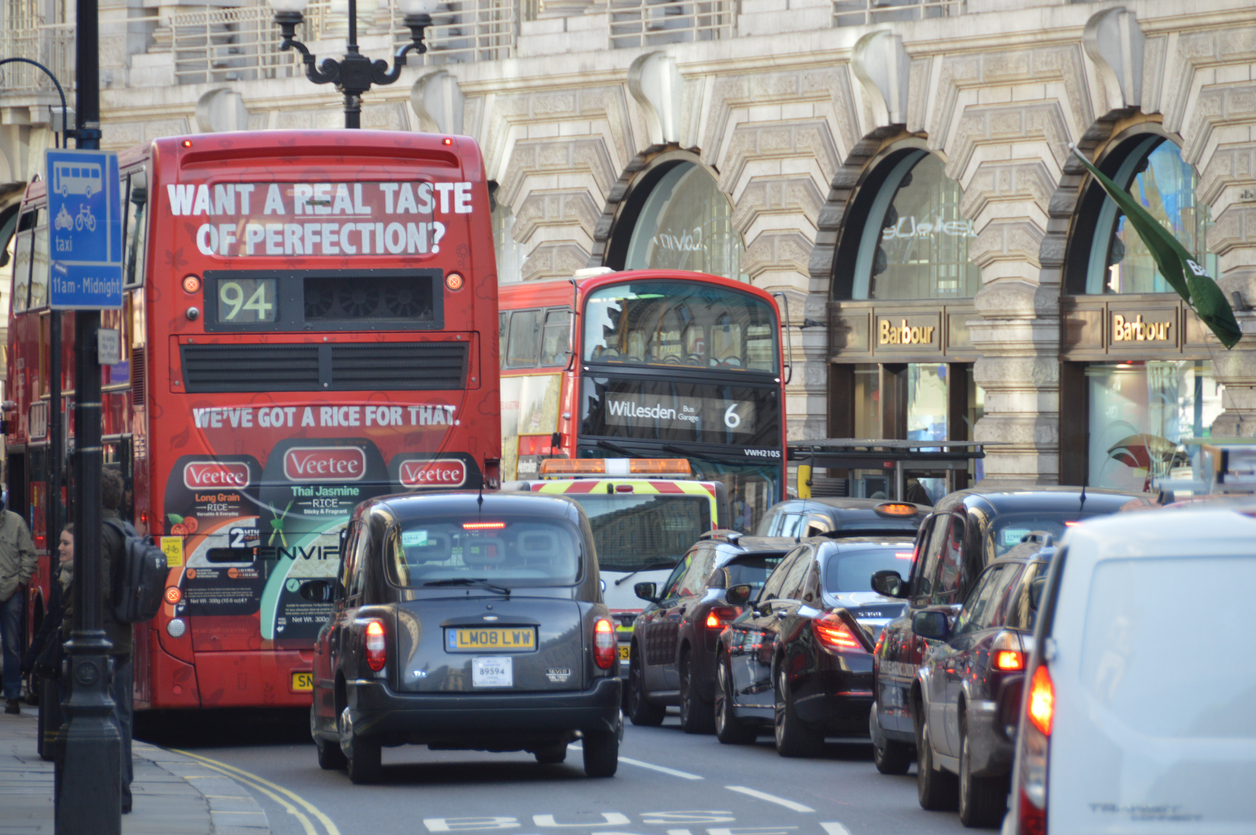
left=1086, top=361, right=1224, bottom=492
left=622, top=162, right=746, bottom=280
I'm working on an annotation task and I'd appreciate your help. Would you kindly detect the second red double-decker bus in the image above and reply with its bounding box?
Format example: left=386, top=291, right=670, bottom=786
left=5, top=130, right=500, bottom=712
left=499, top=270, right=785, bottom=533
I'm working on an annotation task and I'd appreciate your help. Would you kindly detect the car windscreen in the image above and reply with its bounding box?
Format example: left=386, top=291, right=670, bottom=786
left=989, top=513, right=1091, bottom=557
left=386, top=516, right=582, bottom=588
left=823, top=546, right=916, bottom=593
left=722, top=553, right=787, bottom=593
left=562, top=494, right=712, bottom=573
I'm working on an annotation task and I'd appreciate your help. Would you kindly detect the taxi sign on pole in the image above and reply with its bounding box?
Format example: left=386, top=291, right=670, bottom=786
left=45, top=149, right=123, bottom=309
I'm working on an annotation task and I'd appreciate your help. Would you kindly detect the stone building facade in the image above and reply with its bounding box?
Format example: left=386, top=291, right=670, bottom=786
left=2, top=0, right=1255, bottom=489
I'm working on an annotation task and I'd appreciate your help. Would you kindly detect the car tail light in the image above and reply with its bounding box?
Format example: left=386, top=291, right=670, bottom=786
left=813, top=613, right=866, bottom=653
left=1015, top=662, right=1053, bottom=834
left=991, top=629, right=1025, bottom=672
left=705, top=606, right=740, bottom=630
left=365, top=620, right=386, bottom=672
left=593, top=618, right=616, bottom=669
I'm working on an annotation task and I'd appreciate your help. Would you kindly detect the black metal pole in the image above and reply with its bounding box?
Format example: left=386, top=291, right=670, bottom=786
left=49, top=312, right=62, bottom=570
left=343, top=0, right=360, bottom=129
left=55, top=0, right=121, bottom=827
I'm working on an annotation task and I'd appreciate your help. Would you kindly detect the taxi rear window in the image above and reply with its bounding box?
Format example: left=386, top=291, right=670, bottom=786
left=989, top=513, right=1090, bottom=557
left=386, top=517, right=583, bottom=588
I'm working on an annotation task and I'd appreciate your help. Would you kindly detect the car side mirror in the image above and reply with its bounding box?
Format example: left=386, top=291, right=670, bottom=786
left=994, top=673, right=1025, bottom=741
left=299, top=579, right=334, bottom=603
left=912, top=609, right=951, bottom=641
left=871, top=569, right=906, bottom=598
left=634, top=581, right=659, bottom=603
left=724, top=583, right=752, bottom=607
left=1028, top=576, right=1047, bottom=610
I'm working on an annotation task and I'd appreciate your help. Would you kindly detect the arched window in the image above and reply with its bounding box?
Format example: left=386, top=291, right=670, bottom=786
left=606, top=157, right=745, bottom=281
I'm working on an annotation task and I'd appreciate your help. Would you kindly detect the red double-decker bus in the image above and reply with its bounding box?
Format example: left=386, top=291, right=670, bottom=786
left=499, top=270, right=786, bottom=533
left=5, top=130, right=500, bottom=711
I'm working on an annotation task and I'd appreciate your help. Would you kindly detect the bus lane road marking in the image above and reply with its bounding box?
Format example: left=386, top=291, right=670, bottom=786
left=172, top=748, right=340, bottom=835
left=419, top=812, right=850, bottom=835
left=724, top=787, right=814, bottom=813
left=568, top=744, right=703, bottom=780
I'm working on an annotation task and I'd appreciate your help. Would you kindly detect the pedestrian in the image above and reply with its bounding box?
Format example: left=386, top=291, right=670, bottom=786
left=22, top=523, right=73, bottom=758
left=61, top=469, right=134, bottom=812
left=0, top=492, right=37, bottom=715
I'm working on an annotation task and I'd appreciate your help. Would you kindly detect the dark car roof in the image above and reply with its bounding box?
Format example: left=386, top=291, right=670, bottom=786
left=368, top=490, right=584, bottom=524
left=759, top=497, right=929, bottom=532
left=934, top=486, right=1151, bottom=516
left=805, top=534, right=916, bottom=551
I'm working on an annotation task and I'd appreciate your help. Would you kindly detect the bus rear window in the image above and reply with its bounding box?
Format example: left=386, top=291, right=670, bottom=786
left=567, top=494, right=712, bottom=572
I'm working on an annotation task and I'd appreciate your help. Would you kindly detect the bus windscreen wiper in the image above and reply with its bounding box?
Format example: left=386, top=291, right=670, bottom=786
left=613, top=561, right=678, bottom=586
left=423, top=578, right=512, bottom=595
left=591, top=440, right=638, bottom=458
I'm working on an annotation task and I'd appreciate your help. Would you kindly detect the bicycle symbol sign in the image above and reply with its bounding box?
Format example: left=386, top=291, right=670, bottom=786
left=44, top=148, right=122, bottom=309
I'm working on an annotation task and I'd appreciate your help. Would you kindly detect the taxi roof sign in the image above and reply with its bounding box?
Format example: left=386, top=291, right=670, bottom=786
left=538, top=458, right=693, bottom=479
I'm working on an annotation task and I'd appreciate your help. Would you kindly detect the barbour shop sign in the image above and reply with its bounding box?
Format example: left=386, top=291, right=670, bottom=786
left=878, top=318, right=937, bottom=347
left=1112, top=313, right=1173, bottom=342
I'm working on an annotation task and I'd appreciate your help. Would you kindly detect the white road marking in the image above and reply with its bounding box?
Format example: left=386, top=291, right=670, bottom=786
left=724, top=787, right=815, bottom=813
left=820, top=823, right=852, bottom=835
left=570, top=745, right=704, bottom=780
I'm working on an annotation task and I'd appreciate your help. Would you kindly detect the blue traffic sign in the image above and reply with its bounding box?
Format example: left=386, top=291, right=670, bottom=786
left=46, top=149, right=123, bottom=309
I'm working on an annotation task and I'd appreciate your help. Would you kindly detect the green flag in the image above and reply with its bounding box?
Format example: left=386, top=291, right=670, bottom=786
left=1071, top=146, right=1242, bottom=349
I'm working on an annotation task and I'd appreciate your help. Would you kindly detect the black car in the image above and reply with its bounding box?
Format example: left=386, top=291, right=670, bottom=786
left=713, top=536, right=915, bottom=756
left=626, top=531, right=793, bottom=733
left=867, top=486, right=1152, bottom=777
left=307, top=491, right=622, bottom=783
left=755, top=497, right=930, bottom=539
left=912, top=534, right=1055, bottom=826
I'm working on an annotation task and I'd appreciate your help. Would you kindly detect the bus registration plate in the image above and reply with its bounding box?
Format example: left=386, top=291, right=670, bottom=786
left=291, top=671, right=313, bottom=692
left=447, top=627, right=536, bottom=652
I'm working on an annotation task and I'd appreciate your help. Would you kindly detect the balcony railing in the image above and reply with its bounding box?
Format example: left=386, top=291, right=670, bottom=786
left=832, top=0, right=963, bottom=27
left=609, top=0, right=736, bottom=49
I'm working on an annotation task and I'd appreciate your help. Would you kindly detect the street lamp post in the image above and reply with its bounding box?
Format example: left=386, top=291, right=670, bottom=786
left=269, top=0, right=438, bottom=129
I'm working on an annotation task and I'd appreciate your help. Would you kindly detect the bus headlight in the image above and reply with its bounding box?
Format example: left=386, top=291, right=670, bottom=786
left=166, top=618, right=187, bottom=639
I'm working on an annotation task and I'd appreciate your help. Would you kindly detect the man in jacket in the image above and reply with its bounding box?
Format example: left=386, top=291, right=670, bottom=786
left=0, top=495, right=36, bottom=715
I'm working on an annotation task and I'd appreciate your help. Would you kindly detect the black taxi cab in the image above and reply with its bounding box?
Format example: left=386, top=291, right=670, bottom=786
left=306, top=491, right=622, bottom=782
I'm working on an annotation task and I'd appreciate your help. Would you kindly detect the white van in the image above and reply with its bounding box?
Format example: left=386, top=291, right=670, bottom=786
left=1003, top=504, right=1256, bottom=834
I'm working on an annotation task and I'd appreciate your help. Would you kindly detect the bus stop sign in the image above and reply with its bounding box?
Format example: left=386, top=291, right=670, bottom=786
left=45, top=149, right=123, bottom=309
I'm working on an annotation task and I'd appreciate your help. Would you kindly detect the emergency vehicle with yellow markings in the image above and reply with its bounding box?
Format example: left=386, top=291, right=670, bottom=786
left=504, top=458, right=728, bottom=677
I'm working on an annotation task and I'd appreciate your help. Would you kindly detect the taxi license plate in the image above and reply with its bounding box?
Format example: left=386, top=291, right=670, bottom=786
left=291, top=671, right=313, bottom=692
left=447, top=627, right=536, bottom=652
left=618, top=644, right=630, bottom=660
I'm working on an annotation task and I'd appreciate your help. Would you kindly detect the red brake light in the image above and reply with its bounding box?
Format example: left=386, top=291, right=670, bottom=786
left=994, top=649, right=1024, bottom=671
left=705, top=606, right=739, bottom=630
left=593, top=618, right=616, bottom=669
left=462, top=521, right=506, bottom=530
left=365, top=620, right=386, bottom=672
left=1027, top=664, right=1054, bottom=736
left=813, top=614, right=866, bottom=653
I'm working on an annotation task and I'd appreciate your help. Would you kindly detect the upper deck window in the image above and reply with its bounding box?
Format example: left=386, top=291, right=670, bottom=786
left=582, top=280, right=777, bottom=372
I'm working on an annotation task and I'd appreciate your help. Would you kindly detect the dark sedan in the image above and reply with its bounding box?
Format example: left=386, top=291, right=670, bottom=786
left=626, top=531, right=792, bottom=733
left=307, top=491, right=622, bottom=783
left=755, top=497, right=930, bottom=539
left=913, top=535, right=1055, bottom=826
left=713, top=536, right=914, bottom=756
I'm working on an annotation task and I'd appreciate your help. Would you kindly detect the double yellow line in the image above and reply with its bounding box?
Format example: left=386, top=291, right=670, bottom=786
left=171, top=748, right=341, bottom=835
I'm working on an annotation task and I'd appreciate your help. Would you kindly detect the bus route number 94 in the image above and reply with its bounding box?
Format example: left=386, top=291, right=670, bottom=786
left=218, top=278, right=277, bottom=323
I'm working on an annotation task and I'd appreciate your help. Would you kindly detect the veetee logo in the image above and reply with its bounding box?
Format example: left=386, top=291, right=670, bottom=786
left=399, top=459, right=467, bottom=488
left=284, top=447, right=367, bottom=482
left=184, top=461, right=251, bottom=490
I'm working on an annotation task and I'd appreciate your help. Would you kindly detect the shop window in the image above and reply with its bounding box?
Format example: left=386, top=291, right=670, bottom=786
left=1071, top=136, right=1215, bottom=295
left=608, top=158, right=746, bottom=281
left=1086, top=361, right=1223, bottom=491
left=836, top=150, right=980, bottom=301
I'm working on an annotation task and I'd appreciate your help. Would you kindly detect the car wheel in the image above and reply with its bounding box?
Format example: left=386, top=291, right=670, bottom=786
left=774, top=668, right=823, bottom=758
left=534, top=741, right=567, bottom=765
left=714, top=652, right=756, bottom=745
left=916, top=711, right=958, bottom=811
left=625, top=648, right=665, bottom=727
left=582, top=729, right=618, bottom=777
left=340, top=707, right=381, bottom=784
left=958, top=712, right=1007, bottom=827
left=679, top=650, right=715, bottom=735
left=870, top=703, right=913, bottom=775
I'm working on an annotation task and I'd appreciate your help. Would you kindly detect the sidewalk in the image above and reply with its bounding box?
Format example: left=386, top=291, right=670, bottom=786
left=0, top=706, right=271, bottom=835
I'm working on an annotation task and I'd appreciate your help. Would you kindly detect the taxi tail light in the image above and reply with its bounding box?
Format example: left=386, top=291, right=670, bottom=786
left=813, top=613, right=867, bottom=653
left=365, top=620, right=386, bottom=672
left=1014, top=662, right=1053, bottom=835
left=593, top=618, right=616, bottom=669
left=991, top=630, right=1025, bottom=672
left=705, top=606, right=740, bottom=630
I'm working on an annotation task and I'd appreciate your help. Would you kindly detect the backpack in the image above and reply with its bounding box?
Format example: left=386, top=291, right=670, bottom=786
left=106, top=518, right=168, bottom=624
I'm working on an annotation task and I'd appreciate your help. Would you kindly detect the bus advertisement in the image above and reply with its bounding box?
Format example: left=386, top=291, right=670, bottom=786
left=499, top=270, right=786, bottom=532
left=6, top=131, right=501, bottom=711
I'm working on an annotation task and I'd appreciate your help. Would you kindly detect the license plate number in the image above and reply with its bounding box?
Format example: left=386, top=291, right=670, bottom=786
left=472, top=656, right=513, bottom=687
left=447, top=626, right=536, bottom=652
left=291, top=671, right=313, bottom=691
